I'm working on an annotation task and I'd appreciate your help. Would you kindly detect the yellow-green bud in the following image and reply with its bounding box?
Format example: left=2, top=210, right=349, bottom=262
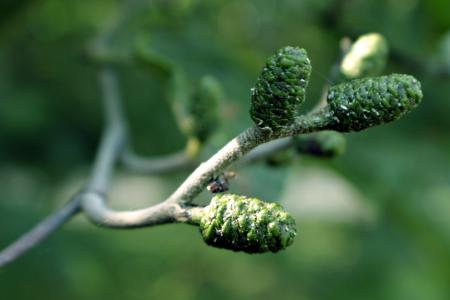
left=340, top=33, right=389, bottom=79
left=196, top=194, right=296, bottom=253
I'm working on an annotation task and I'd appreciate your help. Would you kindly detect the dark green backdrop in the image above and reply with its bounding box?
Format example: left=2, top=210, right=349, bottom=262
left=0, top=1, right=449, bottom=299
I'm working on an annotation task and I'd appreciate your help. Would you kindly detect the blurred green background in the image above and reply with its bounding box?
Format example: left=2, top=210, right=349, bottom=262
left=0, top=0, right=449, bottom=299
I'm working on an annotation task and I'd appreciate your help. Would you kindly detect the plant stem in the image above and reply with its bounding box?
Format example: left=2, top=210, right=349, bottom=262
left=79, top=67, right=190, bottom=228
left=165, top=125, right=271, bottom=203
left=79, top=192, right=191, bottom=228
left=237, top=137, right=295, bottom=166
left=162, top=112, right=329, bottom=204
left=0, top=194, right=81, bottom=268
left=0, top=0, right=172, bottom=267
left=80, top=124, right=272, bottom=227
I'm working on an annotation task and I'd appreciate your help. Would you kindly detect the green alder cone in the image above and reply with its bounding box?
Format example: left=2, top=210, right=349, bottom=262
left=325, top=74, right=423, bottom=132
left=340, top=33, right=389, bottom=79
left=197, top=194, right=296, bottom=253
left=250, top=46, right=312, bottom=132
left=135, top=41, right=222, bottom=144
left=183, top=75, right=222, bottom=143
left=295, top=131, right=346, bottom=158
left=172, top=75, right=222, bottom=144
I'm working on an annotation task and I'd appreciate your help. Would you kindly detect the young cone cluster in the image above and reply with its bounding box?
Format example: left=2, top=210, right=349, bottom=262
left=250, top=46, right=311, bottom=132
left=194, top=194, right=296, bottom=253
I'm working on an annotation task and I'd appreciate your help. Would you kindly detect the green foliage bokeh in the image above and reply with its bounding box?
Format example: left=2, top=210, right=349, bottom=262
left=0, top=1, right=449, bottom=300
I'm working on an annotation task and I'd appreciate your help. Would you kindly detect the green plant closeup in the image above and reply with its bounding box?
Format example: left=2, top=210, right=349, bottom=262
left=1, top=1, right=449, bottom=300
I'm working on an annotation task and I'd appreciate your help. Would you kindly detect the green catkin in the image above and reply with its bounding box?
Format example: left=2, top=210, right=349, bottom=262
left=325, top=74, right=423, bottom=132
left=184, top=76, right=222, bottom=143
left=135, top=42, right=222, bottom=144
left=250, top=46, right=312, bottom=132
left=340, top=33, right=389, bottom=79
left=197, top=194, right=296, bottom=253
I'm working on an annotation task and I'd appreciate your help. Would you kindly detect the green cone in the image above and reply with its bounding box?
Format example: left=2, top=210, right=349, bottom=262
left=182, top=75, right=222, bottom=143
left=325, top=74, right=422, bottom=132
left=250, top=46, right=311, bottom=132
left=198, top=194, right=296, bottom=253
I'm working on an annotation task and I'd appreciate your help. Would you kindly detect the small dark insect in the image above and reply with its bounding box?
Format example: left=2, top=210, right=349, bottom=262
left=207, top=171, right=236, bottom=194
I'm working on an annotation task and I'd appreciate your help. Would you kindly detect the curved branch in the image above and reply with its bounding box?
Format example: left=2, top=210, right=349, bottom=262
left=164, top=113, right=325, bottom=205
left=79, top=191, right=191, bottom=228
left=80, top=67, right=193, bottom=228
left=80, top=125, right=272, bottom=227
left=81, top=121, right=325, bottom=228
left=165, top=125, right=271, bottom=204
left=81, top=112, right=326, bottom=229
left=0, top=1, right=155, bottom=267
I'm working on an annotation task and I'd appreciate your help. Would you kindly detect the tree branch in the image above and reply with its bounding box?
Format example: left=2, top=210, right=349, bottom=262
left=236, top=137, right=295, bottom=166
left=0, top=0, right=175, bottom=267
left=165, top=125, right=271, bottom=204
left=79, top=68, right=191, bottom=228
left=0, top=194, right=81, bottom=268
left=79, top=191, right=190, bottom=228
left=164, top=110, right=327, bottom=205
left=79, top=125, right=272, bottom=227
left=0, top=0, right=343, bottom=263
